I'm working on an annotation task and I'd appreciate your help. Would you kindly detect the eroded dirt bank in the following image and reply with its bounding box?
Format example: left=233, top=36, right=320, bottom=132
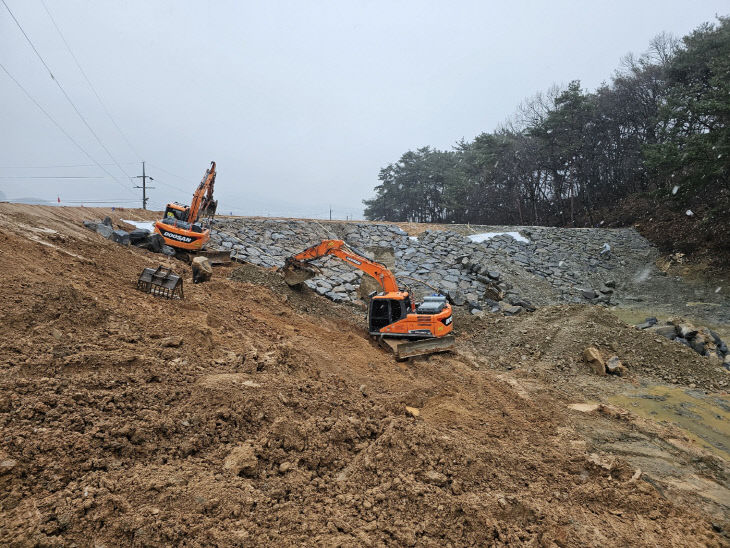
left=0, top=205, right=727, bottom=546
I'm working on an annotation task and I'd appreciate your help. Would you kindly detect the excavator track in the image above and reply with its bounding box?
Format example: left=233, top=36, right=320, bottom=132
left=377, top=334, right=455, bottom=360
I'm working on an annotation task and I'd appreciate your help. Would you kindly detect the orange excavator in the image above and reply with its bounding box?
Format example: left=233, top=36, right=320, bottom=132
left=154, top=161, right=218, bottom=252
left=282, top=239, right=455, bottom=358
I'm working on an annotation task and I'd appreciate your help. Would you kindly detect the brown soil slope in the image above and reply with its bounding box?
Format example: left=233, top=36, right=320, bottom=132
left=0, top=205, right=725, bottom=546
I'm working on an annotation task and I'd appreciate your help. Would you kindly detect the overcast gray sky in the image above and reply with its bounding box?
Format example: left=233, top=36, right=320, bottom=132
left=1, top=1, right=727, bottom=218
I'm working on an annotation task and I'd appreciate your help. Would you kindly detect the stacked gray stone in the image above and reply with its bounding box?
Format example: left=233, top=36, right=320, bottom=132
left=210, top=220, right=411, bottom=303
left=209, top=219, right=660, bottom=312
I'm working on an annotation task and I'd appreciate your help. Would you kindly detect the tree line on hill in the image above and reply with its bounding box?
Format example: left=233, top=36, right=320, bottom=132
left=363, top=17, right=729, bottom=226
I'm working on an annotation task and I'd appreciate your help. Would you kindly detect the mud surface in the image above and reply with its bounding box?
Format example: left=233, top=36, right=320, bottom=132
left=0, top=205, right=728, bottom=546
left=458, top=305, right=729, bottom=391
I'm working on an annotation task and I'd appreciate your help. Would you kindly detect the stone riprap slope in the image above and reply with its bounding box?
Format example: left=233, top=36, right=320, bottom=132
left=209, top=219, right=659, bottom=314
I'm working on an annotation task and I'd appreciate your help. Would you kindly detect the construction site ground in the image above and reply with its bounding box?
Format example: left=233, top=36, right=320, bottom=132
left=0, top=204, right=728, bottom=546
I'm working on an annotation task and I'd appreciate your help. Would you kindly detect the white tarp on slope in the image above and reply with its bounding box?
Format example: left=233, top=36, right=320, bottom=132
left=468, top=231, right=530, bottom=244
left=123, top=220, right=156, bottom=232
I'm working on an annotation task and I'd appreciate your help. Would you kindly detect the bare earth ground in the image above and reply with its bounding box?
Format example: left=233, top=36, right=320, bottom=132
left=0, top=205, right=728, bottom=546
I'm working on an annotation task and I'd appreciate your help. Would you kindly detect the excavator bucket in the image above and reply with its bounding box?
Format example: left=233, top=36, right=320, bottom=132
left=137, top=266, right=184, bottom=299
left=201, top=199, right=217, bottom=217
left=281, top=259, right=320, bottom=287
left=195, top=249, right=231, bottom=265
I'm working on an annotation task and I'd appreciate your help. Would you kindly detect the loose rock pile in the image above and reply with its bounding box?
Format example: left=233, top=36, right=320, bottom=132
left=637, top=317, right=730, bottom=367
left=464, top=225, right=653, bottom=302
left=209, top=219, right=659, bottom=313
left=82, top=217, right=176, bottom=256
left=583, top=346, right=628, bottom=376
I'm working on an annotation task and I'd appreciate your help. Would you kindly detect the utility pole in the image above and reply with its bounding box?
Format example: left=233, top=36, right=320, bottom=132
left=133, top=161, right=155, bottom=209
left=329, top=205, right=332, bottom=220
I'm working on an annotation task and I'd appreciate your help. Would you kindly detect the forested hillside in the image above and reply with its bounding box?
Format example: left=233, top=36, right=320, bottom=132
left=363, top=18, right=729, bottom=263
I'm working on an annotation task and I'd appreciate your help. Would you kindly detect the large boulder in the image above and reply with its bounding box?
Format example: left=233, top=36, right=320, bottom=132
left=514, top=298, right=536, bottom=312
left=192, top=256, right=213, bottom=283
left=500, top=303, right=523, bottom=316
left=110, top=230, right=130, bottom=245
left=96, top=223, right=113, bottom=239
left=129, top=228, right=150, bottom=244
left=446, top=290, right=466, bottom=306
left=583, top=346, right=606, bottom=376
left=606, top=356, right=627, bottom=376
left=138, top=233, right=165, bottom=253
left=648, top=325, right=677, bottom=340
left=635, top=317, right=658, bottom=330
left=581, top=289, right=598, bottom=300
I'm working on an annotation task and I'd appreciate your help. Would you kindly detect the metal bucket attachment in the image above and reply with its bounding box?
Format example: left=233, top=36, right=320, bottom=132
left=196, top=249, right=231, bottom=265
left=137, top=266, right=184, bottom=299
left=281, top=259, right=320, bottom=287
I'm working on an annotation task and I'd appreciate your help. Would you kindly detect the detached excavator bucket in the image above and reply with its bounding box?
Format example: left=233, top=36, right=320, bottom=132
left=281, top=260, right=319, bottom=287
left=137, top=266, right=184, bottom=299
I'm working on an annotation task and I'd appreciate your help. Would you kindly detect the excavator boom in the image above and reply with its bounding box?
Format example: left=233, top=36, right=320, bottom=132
left=283, top=239, right=399, bottom=293
left=188, top=161, right=217, bottom=224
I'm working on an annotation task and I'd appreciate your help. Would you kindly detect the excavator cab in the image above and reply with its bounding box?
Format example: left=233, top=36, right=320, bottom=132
left=368, top=295, right=410, bottom=332
left=164, top=203, right=189, bottom=222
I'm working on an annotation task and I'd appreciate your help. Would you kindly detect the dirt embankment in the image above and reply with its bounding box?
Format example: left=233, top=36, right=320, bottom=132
left=458, top=305, right=729, bottom=391
left=0, top=205, right=727, bottom=546
left=575, top=190, right=730, bottom=271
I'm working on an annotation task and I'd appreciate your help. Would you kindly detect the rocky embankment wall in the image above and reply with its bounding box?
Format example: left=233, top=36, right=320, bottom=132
left=210, top=219, right=658, bottom=314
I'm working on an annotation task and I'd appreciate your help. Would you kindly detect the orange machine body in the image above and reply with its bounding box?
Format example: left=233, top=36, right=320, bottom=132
left=153, top=218, right=210, bottom=251
left=369, top=292, right=453, bottom=338
left=285, top=240, right=453, bottom=339
left=154, top=162, right=217, bottom=251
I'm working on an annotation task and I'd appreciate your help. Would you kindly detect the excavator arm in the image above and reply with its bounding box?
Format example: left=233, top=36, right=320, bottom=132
left=187, top=161, right=217, bottom=224
left=283, top=239, right=400, bottom=293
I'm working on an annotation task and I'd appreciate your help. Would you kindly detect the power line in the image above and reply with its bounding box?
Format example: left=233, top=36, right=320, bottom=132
left=40, top=0, right=142, bottom=161
left=146, top=162, right=197, bottom=186
left=0, top=62, right=132, bottom=194
left=145, top=174, right=190, bottom=194
left=145, top=162, right=201, bottom=195
left=2, top=0, right=134, bottom=182
left=0, top=176, right=105, bottom=179
left=60, top=199, right=140, bottom=203
left=0, top=163, right=138, bottom=169
left=6, top=198, right=140, bottom=204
